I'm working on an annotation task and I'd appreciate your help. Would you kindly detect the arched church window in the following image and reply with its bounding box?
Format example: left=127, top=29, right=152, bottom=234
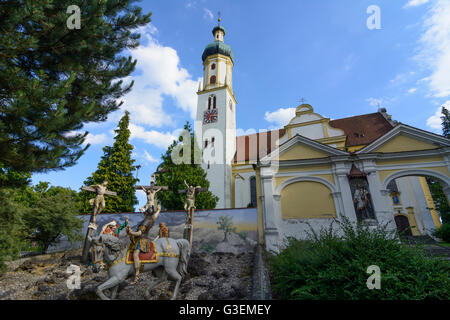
left=211, top=137, right=215, bottom=147
left=208, top=96, right=211, bottom=110
left=250, top=176, right=257, bottom=207
left=211, top=63, right=216, bottom=70
left=210, top=75, right=216, bottom=84
left=204, top=139, right=208, bottom=148
left=213, top=95, right=216, bottom=109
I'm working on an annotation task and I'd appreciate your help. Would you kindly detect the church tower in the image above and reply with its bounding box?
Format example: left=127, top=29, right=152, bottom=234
left=195, top=18, right=237, bottom=208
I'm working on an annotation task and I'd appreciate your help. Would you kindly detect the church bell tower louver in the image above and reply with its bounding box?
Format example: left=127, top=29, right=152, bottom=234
left=195, top=18, right=236, bottom=208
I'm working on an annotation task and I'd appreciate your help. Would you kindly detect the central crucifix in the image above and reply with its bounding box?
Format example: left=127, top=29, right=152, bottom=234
left=135, top=173, right=168, bottom=214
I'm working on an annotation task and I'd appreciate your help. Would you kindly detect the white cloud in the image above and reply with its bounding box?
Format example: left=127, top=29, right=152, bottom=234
left=120, top=25, right=200, bottom=129
left=83, top=133, right=110, bottom=145
left=203, top=8, right=214, bottom=21
left=366, top=97, right=384, bottom=107
left=146, top=23, right=158, bottom=35
left=65, top=131, right=111, bottom=146
left=426, top=101, right=450, bottom=130
left=185, top=1, right=197, bottom=8
left=366, top=97, right=397, bottom=109
left=416, top=0, right=450, bottom=98
left=144, top=150, right=159, bottom=163
left=408, top=87, right=417, bottom=93
left=404, top=0, right=429, bottom=8
left=390, top=73, right=408, bottom=85
left=264, top=108, right=296, bottom=127
left=129, top=123, right=177, bottom=149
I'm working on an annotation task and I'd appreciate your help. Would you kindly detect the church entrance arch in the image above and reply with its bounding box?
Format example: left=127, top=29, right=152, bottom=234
left=381, top=169, right=449, bottom=233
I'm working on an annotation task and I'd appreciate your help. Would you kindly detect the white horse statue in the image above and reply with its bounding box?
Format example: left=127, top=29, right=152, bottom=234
left=88, top=234, right=190, bottom=300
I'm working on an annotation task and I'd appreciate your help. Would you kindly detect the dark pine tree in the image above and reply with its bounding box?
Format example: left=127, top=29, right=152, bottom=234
left=0, top=0, right=151, bottom=185
left=441, top=106, right=450, bottom=138
left=156, top=122, right=218, bottom=210
left=80, top=111, right=138, bottom=213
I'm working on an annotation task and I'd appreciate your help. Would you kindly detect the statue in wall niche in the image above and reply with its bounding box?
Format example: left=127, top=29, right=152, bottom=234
left=353, top=184, right=375, bottom=221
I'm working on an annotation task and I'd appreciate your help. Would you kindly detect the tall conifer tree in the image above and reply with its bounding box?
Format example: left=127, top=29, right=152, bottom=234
left=0, top=0, right=151, bottom=182
left=80, top=111, right=138, bottom=213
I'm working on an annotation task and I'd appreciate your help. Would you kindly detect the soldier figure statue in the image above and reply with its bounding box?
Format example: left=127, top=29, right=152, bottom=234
left=126, top=205, right=161, bottom=285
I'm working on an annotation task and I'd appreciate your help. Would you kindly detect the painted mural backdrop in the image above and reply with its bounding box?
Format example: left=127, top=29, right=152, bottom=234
left=46, top=208, right=257, bottom=253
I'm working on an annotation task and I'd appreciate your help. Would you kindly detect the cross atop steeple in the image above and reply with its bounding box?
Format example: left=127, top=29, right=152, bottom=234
left=218, top=11, right=221, bottom=25
left=300, top=97, right=307, bottom=104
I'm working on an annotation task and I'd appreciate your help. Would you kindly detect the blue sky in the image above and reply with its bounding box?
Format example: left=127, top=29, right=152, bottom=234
left=33, top=0, right=450, bottom=208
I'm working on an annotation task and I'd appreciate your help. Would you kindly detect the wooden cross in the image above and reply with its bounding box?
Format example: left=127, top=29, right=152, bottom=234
left=81, top=183, right=117, bottom=263
left=178, top=182, right=207, bottom=246
left=81, top=185, right=117, bottom=197
left=135, top=174, right=169, bottom=213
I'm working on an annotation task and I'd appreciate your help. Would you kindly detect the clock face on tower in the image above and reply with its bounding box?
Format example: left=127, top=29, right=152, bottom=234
left=203, top=109, right=218, bottom=124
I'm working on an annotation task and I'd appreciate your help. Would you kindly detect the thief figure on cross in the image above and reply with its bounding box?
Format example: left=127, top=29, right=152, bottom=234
left=81, top=180, right=117, bottom=263
left=179, top=180, right=206, bottom=245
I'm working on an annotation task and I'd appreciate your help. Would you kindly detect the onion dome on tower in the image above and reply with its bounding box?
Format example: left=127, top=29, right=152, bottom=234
left=201, top=18, right=235, bottom=63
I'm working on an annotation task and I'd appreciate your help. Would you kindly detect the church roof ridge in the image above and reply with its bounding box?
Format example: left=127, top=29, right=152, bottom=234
left=329, top=111, right=382, bottom=122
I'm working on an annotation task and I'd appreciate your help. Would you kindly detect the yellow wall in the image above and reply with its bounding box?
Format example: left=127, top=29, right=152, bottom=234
left=281, top=181, right=336, bottom=219
left=419, top=177, right=442, bottom=229
left=275, top=174, right=335, bottom=189
left=255, top=167, right=264, bottom=244
left=375, top=134, right=438, bottom=153
left=347, top=145, right=366, bottom=152
left=279, top=144, right=328, bottom=161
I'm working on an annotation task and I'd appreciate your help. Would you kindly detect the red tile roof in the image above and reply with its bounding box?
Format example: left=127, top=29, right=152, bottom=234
left=329, top=112, right=393, bottom=147
left=233, top=112, right=394, bottom=163
left=234, top=129, right=286, bottom=163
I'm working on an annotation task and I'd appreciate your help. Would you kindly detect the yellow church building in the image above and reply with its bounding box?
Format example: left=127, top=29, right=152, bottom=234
left=195, top=21, right=450, bottom=251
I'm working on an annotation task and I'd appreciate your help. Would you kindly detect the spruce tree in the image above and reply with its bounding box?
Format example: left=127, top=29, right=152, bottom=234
left=0, top=0, right=151, bottom=179
left=80, top=111, right=138, bottom=213
left=156, top=122, right=218, bottom=210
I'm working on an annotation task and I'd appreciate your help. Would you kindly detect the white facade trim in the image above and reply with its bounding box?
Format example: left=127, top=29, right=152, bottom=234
left=275, top=169, right=333, bottom=177
left=376, top=161, right=448, bottom=171
left=381, top=168, right=450, bottom=190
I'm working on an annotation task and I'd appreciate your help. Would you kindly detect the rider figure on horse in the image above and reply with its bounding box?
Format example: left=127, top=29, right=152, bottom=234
left=126, top=205, right=161, bottom=284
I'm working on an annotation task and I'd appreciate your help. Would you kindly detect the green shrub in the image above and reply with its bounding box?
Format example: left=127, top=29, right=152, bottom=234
left=0, top=189, right=27, bottom=274
left=434, top=223, right=450, bottom=243
left=269, top=218, right=450, bottom=300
